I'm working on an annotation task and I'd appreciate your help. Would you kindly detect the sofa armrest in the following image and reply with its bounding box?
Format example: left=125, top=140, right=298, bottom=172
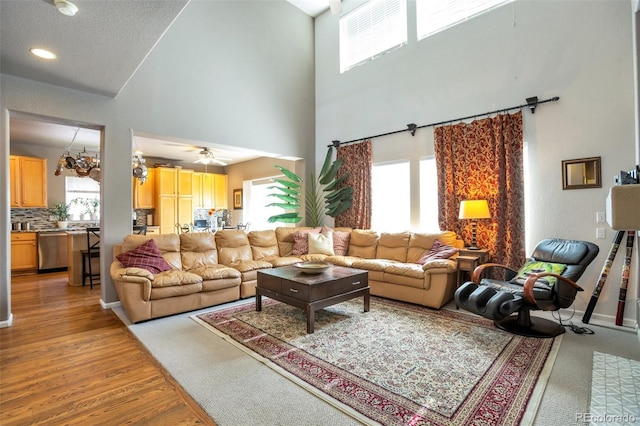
left=421, top=259, right=457, bottom=272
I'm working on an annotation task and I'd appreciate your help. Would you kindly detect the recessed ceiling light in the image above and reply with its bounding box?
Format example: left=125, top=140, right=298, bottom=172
left=54, top=0, right=78, bottom=16
left=30, top=48, right=57, bottom=60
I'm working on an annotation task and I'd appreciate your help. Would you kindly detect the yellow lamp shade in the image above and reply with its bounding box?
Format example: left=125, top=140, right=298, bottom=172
left=458, top=200, right=491, bottom=220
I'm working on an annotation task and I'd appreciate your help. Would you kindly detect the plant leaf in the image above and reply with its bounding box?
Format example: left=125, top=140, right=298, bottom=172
left=324, top=173, right=349, bottom=191
left=274, top=165, right=302, bottom=183
left=267, top=213, right=303, bottom=223
left=268, top=194, right=298, bottom=204
left=318, top=158, right=344, bottom=185
left=318, top=147, right=334, bottom=180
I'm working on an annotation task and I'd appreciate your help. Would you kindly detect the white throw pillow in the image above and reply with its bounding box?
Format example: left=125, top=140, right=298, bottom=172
left=308, top=232, right=335, bottom=255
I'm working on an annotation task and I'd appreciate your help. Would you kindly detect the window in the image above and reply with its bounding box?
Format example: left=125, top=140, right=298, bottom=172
left=339, top=0, right=407, bottom=73
left=371, top=161, right=410, bottom=232
left=243, top=177, right=285, bottom=231
left=416, top=0, right=511, bottom=40
left=65, top=176, right=100, bottom=219
left=419, top=157, right=440, bottom=231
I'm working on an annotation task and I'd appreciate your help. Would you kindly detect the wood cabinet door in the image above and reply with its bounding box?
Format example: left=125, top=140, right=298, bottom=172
left=156, top=168, right=177, bottom=197
left=213, top=174, right=228, bottom=209
left=192, top=173, right=202, bottom=209
left=134, top=168, right=155, bottom=209
left=157, top=196, right=177, bottom=235
left=11, top=234, right=37, bottom=271
left=178, top=169, right=193, bottom=197
left=201, top=173, right=214, bottom=209
left=177, top=196, right=193, bottom=226
left=10, top=156, right=20, bottom=207
left=19, top=157, right=47, bottom=207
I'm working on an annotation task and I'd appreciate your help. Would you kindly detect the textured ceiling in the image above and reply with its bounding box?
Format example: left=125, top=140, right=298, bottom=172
left=0, top=0, right=189, bottom=97
left=2, top=0, right=319, bottom=164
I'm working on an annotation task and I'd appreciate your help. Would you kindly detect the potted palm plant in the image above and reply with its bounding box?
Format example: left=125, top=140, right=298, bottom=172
left=50, top=202, right=71, bottom=228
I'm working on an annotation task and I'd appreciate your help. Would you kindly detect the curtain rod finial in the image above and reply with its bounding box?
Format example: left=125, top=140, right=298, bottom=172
left=407, top=123, right=417, bottom=136
left=526, top=96, right=539, bottom=114
left=332, top=140, right=341, bottom=148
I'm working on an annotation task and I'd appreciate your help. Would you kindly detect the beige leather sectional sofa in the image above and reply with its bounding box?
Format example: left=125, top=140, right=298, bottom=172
left=110, top=227, right=463, bottom=323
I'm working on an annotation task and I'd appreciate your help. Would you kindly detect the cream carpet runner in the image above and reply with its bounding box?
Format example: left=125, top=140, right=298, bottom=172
left=193, top=297, right=560, bottom=425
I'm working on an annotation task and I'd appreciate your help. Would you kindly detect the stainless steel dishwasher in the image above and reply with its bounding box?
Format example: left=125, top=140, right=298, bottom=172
left=38, top=232, right=69, bottom=272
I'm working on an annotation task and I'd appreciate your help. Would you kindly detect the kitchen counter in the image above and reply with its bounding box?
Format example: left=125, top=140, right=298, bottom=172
left=67, top=230, right=99, bottom=287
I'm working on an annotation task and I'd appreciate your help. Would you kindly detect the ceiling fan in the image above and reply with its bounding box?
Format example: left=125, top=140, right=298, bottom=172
left=194, top=147, right=230, bottom=166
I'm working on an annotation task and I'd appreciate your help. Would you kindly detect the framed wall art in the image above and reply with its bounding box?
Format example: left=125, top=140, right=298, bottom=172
left=233, top=188, right=243, bottom=209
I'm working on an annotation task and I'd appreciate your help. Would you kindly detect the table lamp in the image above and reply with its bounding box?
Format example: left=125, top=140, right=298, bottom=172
left=458, top=199, right=491, bottom=250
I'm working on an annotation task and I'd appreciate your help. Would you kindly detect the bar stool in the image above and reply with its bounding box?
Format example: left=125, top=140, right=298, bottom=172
left=81, top=227, right=100, bottom=289
left=133, top=225, right=147, bottom=235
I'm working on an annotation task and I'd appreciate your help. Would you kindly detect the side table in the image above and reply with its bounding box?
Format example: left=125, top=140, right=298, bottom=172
left=455, top=248, right=489, bottom=308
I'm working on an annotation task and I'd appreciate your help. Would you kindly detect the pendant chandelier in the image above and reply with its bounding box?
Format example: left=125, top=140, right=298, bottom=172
left=132, top=151, right=148, bottom=184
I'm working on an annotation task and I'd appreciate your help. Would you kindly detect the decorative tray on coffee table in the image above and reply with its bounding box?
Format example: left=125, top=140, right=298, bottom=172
left=293, top=261, right=332, bottom=274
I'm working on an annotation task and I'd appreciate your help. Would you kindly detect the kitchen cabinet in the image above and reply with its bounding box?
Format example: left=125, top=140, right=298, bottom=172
left=133, top=168, right=155, bottom=209
left=192, top=172, right=222, bottom=209
left=11, top=232, right=38, bottom=274
left=10, top=155, right=47, bottom=208
left=154, top=167, right=193, bottom=234
left=214, top=174, right=228, bottom=209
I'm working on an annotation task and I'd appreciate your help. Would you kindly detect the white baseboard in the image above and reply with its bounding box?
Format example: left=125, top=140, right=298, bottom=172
left=0, top=313, right=14, bottom=328
left=559, top=309, right=637, bottom=333
left=100, top=299, right=122, bottom=310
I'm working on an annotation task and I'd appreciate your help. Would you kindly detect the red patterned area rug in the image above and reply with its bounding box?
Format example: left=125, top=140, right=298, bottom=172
left=193, top=297, right=560, bottom=426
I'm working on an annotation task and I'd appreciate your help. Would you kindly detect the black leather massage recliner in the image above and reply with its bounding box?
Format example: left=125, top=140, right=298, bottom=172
left=455, top=238, right=599, bottom=338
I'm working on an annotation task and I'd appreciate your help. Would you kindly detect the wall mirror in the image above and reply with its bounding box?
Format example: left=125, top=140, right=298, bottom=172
left=562, top=156, right=601, bottom=190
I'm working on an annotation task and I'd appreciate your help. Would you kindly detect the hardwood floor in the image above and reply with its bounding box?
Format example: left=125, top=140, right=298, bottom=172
left=0, top=272, right=215, bottom=425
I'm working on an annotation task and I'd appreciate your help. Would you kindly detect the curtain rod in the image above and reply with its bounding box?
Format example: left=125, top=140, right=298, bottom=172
left=328, top=95, right=560, bottom=148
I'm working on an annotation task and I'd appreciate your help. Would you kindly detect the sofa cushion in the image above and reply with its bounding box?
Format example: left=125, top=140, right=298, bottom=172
left=417, top=239, right=459, bottom=264
left=320, top=226, right=351, bottom=256
left=248, top=230, right=279, bottom=260
left=151, top=270, right=203, bottom=287
left=406, top=231, right=459, bottom=263
left=180, top=233, right=219, bottom=270
left=292, top=228, right=321, bottom=255
left=121, top=233, right=182, bottom=270
left=377, top=232, right=411, bottom=262
left=348, top=230, right=379, bottom=258
left=189, top=265, right=241, bottom=280
left=275, top=227, right=317, bottom=256
left=116, top=239, right=173, bottom=274
left=215, top=229, right=253, bottom=264
left=308, top=232, right=335, bottom=255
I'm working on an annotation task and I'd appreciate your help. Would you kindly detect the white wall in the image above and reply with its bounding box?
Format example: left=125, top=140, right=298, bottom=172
left=0, top=1, right=315, bottom=324
left=315, top=0, right=638, bottom=326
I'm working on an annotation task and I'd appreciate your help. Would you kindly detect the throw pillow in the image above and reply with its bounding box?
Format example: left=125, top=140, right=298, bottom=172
left=510, top=260, right=567, bottom=287
left=308, top=232, right=335, bottom=255
left=292, top=229, right=320, bottom=255
left=116, top=239, right=172, bottom=274
left=417, top=239, right=459, bottom=264
left=320, top=226, right=351, bottom=256
left=332, top=231, right=351, bottom=256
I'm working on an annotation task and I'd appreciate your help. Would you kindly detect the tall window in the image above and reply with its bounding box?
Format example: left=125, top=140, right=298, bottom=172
left=339, top=0, right=407, bottom=73
left=65, top=176, right=100, bottom=219
left=416, top=0, right=511, bottom=40
left=419, top=157, right=440, bottom=231
left=243, top=177, right=284, bottom=231
left=371, top=161, right=410, bottom=232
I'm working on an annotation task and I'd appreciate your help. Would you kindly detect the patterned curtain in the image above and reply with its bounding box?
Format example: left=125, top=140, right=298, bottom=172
left=434, top=111, right=524, bottom=267
left=335, top=140, right=372, bottom=229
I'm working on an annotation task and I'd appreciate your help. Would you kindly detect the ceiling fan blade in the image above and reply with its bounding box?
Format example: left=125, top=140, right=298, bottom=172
left=213, top=159, right=228, bottom=166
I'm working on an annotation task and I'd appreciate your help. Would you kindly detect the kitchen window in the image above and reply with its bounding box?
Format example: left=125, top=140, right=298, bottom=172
left=65, top=176, right=100, bottom=220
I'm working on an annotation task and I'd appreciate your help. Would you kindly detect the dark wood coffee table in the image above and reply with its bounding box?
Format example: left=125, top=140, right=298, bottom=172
left=256, top=265, right=369, bottom=333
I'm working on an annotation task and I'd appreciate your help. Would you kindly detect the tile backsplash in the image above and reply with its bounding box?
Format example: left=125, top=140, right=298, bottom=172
left=10, top=208, right=98, bottom=231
